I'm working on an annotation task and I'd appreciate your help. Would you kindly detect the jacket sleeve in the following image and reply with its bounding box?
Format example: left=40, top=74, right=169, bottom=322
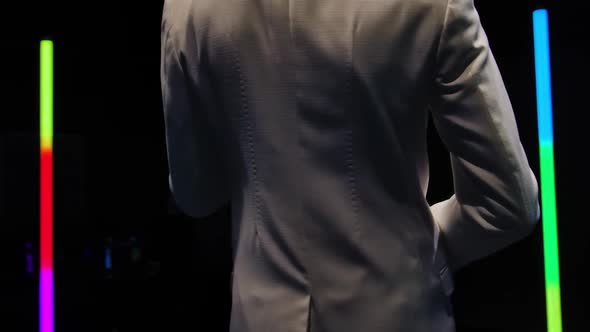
left=160, top=10, right=229, bottom=219
left=429, top=0, right=540, bottom=271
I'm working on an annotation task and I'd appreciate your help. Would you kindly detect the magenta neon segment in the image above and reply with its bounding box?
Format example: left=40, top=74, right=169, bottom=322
left=40, top=270, right=54, bottom=332
left=40, top=39, right=54, bottom=332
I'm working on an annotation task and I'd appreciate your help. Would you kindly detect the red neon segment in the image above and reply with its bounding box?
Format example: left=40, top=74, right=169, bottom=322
left=40, top=149, right=53, bottom=269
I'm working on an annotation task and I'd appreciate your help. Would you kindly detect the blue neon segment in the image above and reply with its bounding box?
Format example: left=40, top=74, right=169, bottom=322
left=105, top=247, right=112, bottom=270
left=533, top=9, right=554, bottom=144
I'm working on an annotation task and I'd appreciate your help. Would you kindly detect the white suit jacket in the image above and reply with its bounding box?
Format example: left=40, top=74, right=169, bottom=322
left=160, top=0, right=540, bottom=331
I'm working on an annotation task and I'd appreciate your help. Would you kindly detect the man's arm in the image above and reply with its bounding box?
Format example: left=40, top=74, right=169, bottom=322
left=160, top=11, right=229, bottom=219
left=429, top=0, right=540, bottom=271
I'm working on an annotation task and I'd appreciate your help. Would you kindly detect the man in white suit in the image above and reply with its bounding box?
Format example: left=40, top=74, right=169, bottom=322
left=160, top=0, right=540, bottom=330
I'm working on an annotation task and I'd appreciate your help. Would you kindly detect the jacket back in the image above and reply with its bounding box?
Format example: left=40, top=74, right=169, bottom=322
left=160, top=0, right=540, bottom=331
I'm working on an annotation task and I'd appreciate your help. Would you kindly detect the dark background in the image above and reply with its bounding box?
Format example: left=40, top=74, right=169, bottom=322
left=0, top=1, right=587, bottom=331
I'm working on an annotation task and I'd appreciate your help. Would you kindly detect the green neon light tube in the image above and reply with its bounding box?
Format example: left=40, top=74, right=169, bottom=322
left=533, top=9, right=562, bottom=332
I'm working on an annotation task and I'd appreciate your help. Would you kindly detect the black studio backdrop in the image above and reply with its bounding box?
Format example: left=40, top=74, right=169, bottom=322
left=0, top=1, right=587, bottom=332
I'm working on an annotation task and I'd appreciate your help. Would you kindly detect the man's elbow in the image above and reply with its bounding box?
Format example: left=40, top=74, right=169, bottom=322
left=170, top=188, right=229, bottom=219
left=517, top=199, right=540, bottom=236
left=517, top=170, right=541, bottom=235
left=168, top=175, right=229, bottom=218
left=508, top=189, right=540, bottom=239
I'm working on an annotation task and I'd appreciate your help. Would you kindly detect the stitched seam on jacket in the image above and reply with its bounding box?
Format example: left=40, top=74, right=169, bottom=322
left=347, top=15, right=360, bottom=242
left=230, top=35, right=265, bottom=250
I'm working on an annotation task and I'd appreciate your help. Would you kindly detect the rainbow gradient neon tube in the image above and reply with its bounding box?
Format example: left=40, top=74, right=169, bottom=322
left=533, top=9, right=562, bottom=332
left=40, top=39, right=54, bottom=332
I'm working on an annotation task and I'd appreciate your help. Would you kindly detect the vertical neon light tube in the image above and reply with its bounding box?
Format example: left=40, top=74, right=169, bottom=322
left=40, top=40, right=54, bottom=332
left=533, top=9, right=562, bottom=332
